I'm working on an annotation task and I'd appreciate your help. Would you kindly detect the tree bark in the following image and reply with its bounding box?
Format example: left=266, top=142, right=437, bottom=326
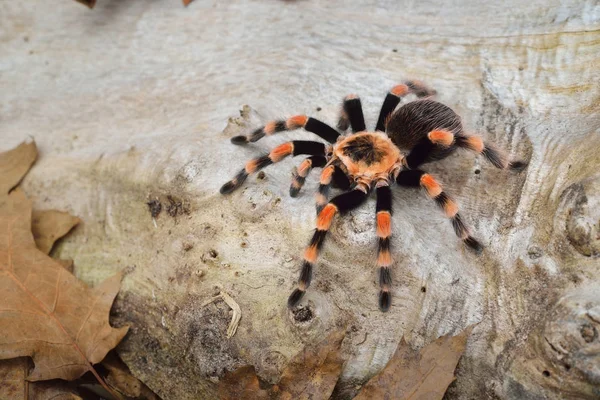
left=2, top=0, right=599, bottom=399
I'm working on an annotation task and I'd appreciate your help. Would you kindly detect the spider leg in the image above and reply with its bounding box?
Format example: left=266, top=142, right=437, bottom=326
left=315, top=165, right=335, bottom=214
left=220, top=141, right=326, bottom=194
left=396, top=169, right=483, bottom=253
left=375, top=81, right=437, bottom=132
left=404, top=129, right=456, bottom=169
left=375, top=184, right=393, bottom=311
left=337, top=94, right=366, bottom=133
left=231, top=115, right=340, bottom=145
left=288, top=187, right=370, bottom=308
left=290, top=155, right=327, bottom=197
left=290, top=157, right=351, bottom=198
left=455, top=134, right=528, bottom=170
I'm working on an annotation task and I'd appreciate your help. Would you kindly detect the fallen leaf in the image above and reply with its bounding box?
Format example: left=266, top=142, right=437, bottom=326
left=103, top=352, right=160, bottom=400
left=218, top=329, right=346, bottom=400
left=32, top=209, right=81, bottom=254
left=56, top=258, right=75, bottom=273
left=0, top=141, right=37, bottom=196
left=276, top=329, right=346, bottom=399
left=183, top=0, right=194, bottom=6
left=0, top=189, right=129, bottom=383
left=218, top=365, right=270, bottom=400
left=0, top=358, right=82, bottom=400
left=354, top=324, right=476, bottom=400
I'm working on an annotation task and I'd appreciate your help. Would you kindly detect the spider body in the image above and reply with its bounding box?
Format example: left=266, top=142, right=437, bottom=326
left=220, top=81, right=527, bottom=312
left=334, top=132, right=401, bottom=184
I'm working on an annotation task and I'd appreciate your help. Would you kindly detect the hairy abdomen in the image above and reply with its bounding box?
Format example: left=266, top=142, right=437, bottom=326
left=386, top=99, right=463, bottom=162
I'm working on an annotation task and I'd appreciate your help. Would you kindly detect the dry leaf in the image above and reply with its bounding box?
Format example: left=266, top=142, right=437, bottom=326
left=354, top=324, right=476, bottom=400
left=219, top=329, right=346, bottom=400
left=0, top=358, right=82, bottom=400
left=0, top=189, right=129, bottom=382
left=103, top=352, right=160, bottom=400
left=183, top=0, right=194, bottom=6
left=276, top=329, right=345, bottom=399
left=56, top=258, right=75, bottom=273
left=218, top=365, right=270, bottom=400
left=0, top=141, right=37, bottom=195
left=32, top=209, right=81, bottom=254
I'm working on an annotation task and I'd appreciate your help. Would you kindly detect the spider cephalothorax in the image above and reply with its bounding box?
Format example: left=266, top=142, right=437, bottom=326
left=220, top=81, right=527, bottom=312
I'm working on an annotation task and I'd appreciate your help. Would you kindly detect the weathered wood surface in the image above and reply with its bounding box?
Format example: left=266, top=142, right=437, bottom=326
left=1, top=0, right=599, bottom=399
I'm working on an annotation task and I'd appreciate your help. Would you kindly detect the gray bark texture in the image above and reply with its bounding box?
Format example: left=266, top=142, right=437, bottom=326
left=1, top=0, right=599, bottom=399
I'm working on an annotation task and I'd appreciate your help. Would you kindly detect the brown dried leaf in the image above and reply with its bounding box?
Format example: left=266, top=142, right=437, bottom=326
left=218, top=329, right=346, bottom=400
left=0, top=358, right=82, bottom=400
left=0, top=189, right=129, bottom=381
left=31, top=209, right=81, bottom=254
left=103, top=352, right=160, bottom=400
left=0, top=141, right=37, bottom=196
left=354, top=324, right=476, bottom=400
left=182, top=0, right=194, bottom=6
left=218, top=365, right=271, bottom=400
left=276, top=329, right=345, bottom=399
left=56, top=258, right=75, bottom=273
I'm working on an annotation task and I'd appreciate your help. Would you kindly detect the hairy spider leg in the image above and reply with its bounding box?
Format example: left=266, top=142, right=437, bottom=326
left=338, top=94, right=366, bottom=133
left=220, top=141, right=326, bottom=194
left=288, top=188, right=370, bottom=308
left=454, top=134, right=528, bottom=170
left=315, top=165, right=335, bottom=214
left=375, top=184, right=393, bottom=311
left=290, top=155, right=327, bottom=198
left=396, top=170, right=483, bottom=253
left=230, top=115, right=340, bottom=145
left=403, top=129, right=456, bottom=169
left=375, top=81, right=437, bottom=132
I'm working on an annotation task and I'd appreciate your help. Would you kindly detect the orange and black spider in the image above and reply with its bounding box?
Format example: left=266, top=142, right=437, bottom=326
left=220, top=81, right=527, bottom=312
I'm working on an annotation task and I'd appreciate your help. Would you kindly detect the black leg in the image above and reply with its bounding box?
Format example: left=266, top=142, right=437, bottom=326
left=376, top=81, right=437, bottom=132
left=454, top=134, right=528, bottom=171
left=402, top=129, right=455, bottom=169
left=290, top=155, right=327, bottom=197
left=338, top=95, right=366, bottom=133
left=288, top=188, right=370, bottom=308
left=231, top=115, right=340, bottom=145
left=375, top=185, right=393, bottom=311
left=220, top=141, right=326, bottom=194
left=396, top=169, right=482, bottom=253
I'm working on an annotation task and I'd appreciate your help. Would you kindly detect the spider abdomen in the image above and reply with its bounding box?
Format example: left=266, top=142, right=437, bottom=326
left=386, top=99, right=464, bottom=162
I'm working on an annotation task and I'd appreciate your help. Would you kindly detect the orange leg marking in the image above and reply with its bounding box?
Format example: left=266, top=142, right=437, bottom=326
left=466, top=136, right=484, bottom=153
left=428, top=130, right=454, bottom=146
left=377, top=249, right=392, bottom=267
left=286, top=115, right=308, bottom=129
left=420, top=174, right=442, bottom=198
left=245, top=159, right=259, bottom=174
left=444, top=199, right=459, bottom=218
left=376, top=211, right=392, bottom=238
left=316, top=204, right=338, bottom=230
left=391, top=84, right=409, bottom=97
left=304, top=245, right=318, bottom=263
left=269, top=142, right=293, bottom=162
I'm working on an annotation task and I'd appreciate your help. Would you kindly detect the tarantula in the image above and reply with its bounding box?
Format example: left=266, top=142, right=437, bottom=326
left=220, top=81, right=526, bottom=311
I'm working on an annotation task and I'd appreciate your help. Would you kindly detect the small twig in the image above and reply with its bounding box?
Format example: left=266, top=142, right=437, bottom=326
left=221, top=291, right=242, bottom=338
left=89, top=365, right=124, bottom=400
left=356, top=332, right=368, bottom=346
left=200, top=290, right=242, bottom=338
